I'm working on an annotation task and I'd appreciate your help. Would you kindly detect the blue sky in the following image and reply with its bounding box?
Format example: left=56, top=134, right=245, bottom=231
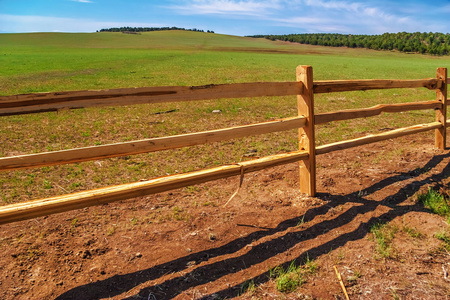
left=1, top=0, right=450, bottom=36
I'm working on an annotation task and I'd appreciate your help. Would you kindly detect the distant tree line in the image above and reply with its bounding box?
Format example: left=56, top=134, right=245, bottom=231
left=98, top=27, right=214, bottom=33
left=248, top=32, right=450, bottom=55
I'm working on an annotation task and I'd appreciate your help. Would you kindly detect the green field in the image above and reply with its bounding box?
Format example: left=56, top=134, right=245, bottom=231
left=1, top=31, right=450, bottom=204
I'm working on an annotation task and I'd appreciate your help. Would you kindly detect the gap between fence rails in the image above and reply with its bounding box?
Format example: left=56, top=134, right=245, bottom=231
left=0, top=116, right=307, bottom=172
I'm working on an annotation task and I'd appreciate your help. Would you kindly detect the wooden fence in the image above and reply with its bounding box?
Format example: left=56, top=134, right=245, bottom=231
left=0, top=66, right=447, bottom=225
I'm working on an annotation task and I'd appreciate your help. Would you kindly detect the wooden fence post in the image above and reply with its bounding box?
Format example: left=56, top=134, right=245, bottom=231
left=297, top=65, right=316, bottom=196
left=435, top=67, right=448, bottom=149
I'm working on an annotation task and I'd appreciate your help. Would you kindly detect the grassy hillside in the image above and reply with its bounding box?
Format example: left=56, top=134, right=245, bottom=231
left=1, top=31, right=449, bottom=94
left=0, top=31, right=290, bottom=51
left=1, top=31, right=450, bottom=204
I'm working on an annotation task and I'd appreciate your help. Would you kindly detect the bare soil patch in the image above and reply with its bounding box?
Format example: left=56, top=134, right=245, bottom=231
left=1, top=134, right=450, bottom=299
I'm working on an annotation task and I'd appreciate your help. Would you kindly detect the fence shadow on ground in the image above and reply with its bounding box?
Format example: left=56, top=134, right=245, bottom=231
left=55, top=152, right=450, bottom=300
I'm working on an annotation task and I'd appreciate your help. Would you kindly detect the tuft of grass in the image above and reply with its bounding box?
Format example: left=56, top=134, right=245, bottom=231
left=162, top=206, right=192, bottom=222
left=272, top=262, right=305, bottom=293
left=269, top=256, right=317, bottom=293
left=107, top=226, right=116, bottom=236
left=390, top=288, right=401, bottom=300
left=71, top=217, right=78, bottom=228
left=239, top=279, right=256, bottom=295
left=296, top=215, right=306, bottom=227
left=402, top=225, right=423, bottom=239
left=130, top=216, right=139, bottom=226
left=435, top=232, right=450, bottom=251
left=185, top=185, right=200, bottom=193
left=435, top=232, right=450, bottom=244
left=370, top=222, right=398, bottom=258
left=43, top=180, right=53, bottom=189
left=418, top=188, right=450, bottom=223
left=70, top=217, right=78, bottom=233
left=347, top=270, right=362, bottom=283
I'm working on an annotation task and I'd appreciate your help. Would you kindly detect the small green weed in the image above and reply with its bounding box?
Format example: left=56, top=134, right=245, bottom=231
left=357, top=189, right=367, bottom=198
left=333, top=249, right=345, bottom=264
left=296, top=215, right=306, bottom=227
left=171, top=206, right=192, bottom=222
left=185, top=185, right=199, bottom=193
left=272, top=263, right=305, bottom=293
left=370, top=222, right=398, bottom=258
left=107, top=226, right=116, bottom=236
left=71, top=217, right=78, bottom=232
left=70, top=182, right=82, bottom=189
left=403, top=227, right=423, bottom=239
left=130, top=216, right=139, bottom=225
left=71, top=217, right=78, bottom=227
left=304, top=255, right=318, bottom=274
left=43, top=180, right=53, bottom=189
left=26, top=174, right=35, bottom=186
left=435, top=232, right=450, bottom=251
left=1, top=193, right=9, bottom=204
left=27, top=247, right=42, bottom=260
left=347, top=270, right=362, bottom=283
left=390, top=288, right=400, bottom=300
left=269, top=256, right=317, bottom=293
left=239, top=279, right=256, bottom=295
left=435, top=232, right=450, bottom=244
left=418, top=188, right=450, bottom=223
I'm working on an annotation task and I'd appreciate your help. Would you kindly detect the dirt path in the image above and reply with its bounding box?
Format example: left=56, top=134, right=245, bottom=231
left=1, top=134, right=450, bottom=299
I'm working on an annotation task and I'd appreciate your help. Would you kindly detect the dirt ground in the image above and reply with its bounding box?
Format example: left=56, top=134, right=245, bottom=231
left=1, top=133, right=450, bottom=299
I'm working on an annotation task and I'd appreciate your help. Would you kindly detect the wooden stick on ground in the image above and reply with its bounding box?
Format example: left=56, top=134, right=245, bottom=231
left=223, top=165, right=244, bottom=207
left=334, top=266, right=350, bottom=300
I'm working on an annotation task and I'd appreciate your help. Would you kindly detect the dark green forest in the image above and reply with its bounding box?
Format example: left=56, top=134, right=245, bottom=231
left=249, top=32, right=450, bottom=55
left=99, top=27, right=214, bottom=33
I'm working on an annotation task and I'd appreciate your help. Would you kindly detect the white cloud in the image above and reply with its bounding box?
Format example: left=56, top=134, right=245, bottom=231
left=270, top=0, right=421, bottom=34
left=301, top=0, right=397, bottom=22
left=303, top=0, right=360, bottom=11
left=273, top=14, right=355, bottom=33
left=166, top=0, right=423, bottom=34
left=167, top=0, right=281, bottom=16
left=70, top=0, right=94, bottom=3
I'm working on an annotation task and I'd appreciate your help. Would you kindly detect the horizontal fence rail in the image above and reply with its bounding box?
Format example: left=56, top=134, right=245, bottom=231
left=0, top=82, right=303, bottom=116
left=0, top=66, right=448, bottom=225
left=0, top=150, right=309, bottom=225
left=313, top=78, right=442, bottom=93
left=315, top=100, right=442, bottom=124
left=0, top=116, right=306, bottom=172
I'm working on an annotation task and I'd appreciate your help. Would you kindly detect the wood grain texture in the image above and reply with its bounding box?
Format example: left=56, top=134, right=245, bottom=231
left=435, top=68, right=448, bottom=149
left=0, top=150, right=308, bottom=225
left=0, top=82, right=303, bottom=116
left=315, top=100, right=441, bottom=124
left=0, top=116, right=306, bottom=171
left=316, top=122, right=442, bottom=155
left=313, top=78, right=441, bottom=94
left=297, top=65, right=316, bottom=196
